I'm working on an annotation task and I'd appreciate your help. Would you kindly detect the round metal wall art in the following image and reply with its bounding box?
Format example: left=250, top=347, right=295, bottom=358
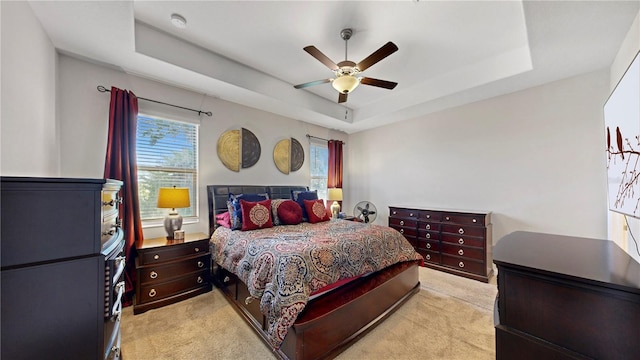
left=217, top=128, right=261, bottom=172
left=273, top=137, right=304, bottom=174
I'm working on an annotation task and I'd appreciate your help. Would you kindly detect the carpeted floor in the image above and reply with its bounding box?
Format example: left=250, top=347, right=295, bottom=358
left=120, top=267, right=497, bottom=360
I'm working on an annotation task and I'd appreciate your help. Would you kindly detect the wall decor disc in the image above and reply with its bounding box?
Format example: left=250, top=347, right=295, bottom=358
left=273, top=139, right=291, bottom=174
left=290, top=138, right=304, bottom=172
left=217, top=130, right=240, bottom=172
left=241, top=128, right=261, bottom=169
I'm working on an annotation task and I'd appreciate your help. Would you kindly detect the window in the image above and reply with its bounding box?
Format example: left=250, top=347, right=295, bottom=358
left=136, top=114, right=199, bottom=222
left=309, top=141, right=328, bottom=200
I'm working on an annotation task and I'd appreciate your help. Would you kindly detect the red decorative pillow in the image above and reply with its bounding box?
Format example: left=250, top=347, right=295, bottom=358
left=303, top=199, right=331, bottom=223
left=277, top=200, right=303, bottom=225
left=215, top=211, right=231, bottom=228
left=240, top=199, right=273, bottom=231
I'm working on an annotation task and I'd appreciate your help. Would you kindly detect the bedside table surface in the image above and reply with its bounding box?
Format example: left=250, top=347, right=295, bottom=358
left=138, top=232, right=209, bottom=250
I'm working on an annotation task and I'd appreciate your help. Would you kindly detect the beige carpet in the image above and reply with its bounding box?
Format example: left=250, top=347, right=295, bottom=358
left=121, top=267, right=497, bottom=360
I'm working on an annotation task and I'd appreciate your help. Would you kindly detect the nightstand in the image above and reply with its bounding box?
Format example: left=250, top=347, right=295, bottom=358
left=134, top=232, right=212, bottom=314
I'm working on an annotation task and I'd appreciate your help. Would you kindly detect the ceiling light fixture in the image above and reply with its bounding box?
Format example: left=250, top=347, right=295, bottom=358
left=170, top=13, right=187, bottom=29
left=332, top=75, right=360, bottom=94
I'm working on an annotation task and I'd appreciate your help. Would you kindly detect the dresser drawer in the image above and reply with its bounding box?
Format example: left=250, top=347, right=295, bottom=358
left=389, top=207, right=418, bottom=219
left=139, top=254, right=209, bottom=285
left=441, top=255, right=485, bottom=275
left=441, top=224, right=486, bottom=238
left=417, top=249, right=440, bottom=264
left=418, top=210, right=442, bottom=221
left=138, top=269, right=209, bottom=304
left=101, top=187, right=121, bottom=222
left=389, top=217, right=417, bottom=228
left=441, top=243, right=485, bottom=261
left=441, top=213, right=486, bottom=226
left=418, top=229, right=440, bottom=241
left=139, top=239, right=209, bottom=265
left=417, top=221, right=440, bottom=232
left=441, top=234, right=485, bottom=248
left=418, top=239, right=440, bottom=252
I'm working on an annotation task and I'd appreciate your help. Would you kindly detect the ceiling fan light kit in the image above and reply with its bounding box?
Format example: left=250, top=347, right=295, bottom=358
left=294, top=28, right=398, bottom=103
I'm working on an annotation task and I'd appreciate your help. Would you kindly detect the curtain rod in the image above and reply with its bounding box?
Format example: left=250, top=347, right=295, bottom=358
left=306, top=134, right=345, bottom=145
left=97, top=85, right=212, bottom=117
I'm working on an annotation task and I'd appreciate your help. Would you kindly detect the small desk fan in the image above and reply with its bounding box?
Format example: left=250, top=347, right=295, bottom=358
left=354, top=201, right=377, bottom=223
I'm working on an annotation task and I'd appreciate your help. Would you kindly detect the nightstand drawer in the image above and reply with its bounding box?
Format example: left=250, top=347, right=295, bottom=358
left=138, top=254, right=209, bottom=284
left=138, top=239, right=209, bottom=265
left=137, top=269, right=209, bottom=304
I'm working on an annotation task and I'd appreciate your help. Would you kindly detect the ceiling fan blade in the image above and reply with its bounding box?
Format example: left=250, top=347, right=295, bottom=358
left=304, top=46, right=339, bottom=71
left=338, top=93, right=348, bottom=103
left=360, top=77, right=398, bottom=90
left=294, top=79, right=332, bottom=89
left=356, top=42, right=398, bottom=72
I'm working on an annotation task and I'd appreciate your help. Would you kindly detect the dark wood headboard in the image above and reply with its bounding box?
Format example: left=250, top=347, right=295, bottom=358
left=207, top=185, right=308, bottom=236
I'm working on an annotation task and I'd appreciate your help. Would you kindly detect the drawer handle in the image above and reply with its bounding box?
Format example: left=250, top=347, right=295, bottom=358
left=458, top=249, right=464, bottom=256
left=102, top=197, right=123, bottom=207
left=150, top=271, right=158, bottom=279
left=400, top=220, right=404, bottom=226
left=195, top=247, right=200, bottom=252
left=472, top=218, right=477, bottom=223
left=245, top=296, right=254, bottom=305
left=197, top=276, right=204, bottom=284
left=426, top=233, right=430, bottom=239
left=102, top=229, right=115, bottom=236
left=197, top=261, right=204, bottom=268
left=153, top=254, right=160, bottom=260
left=458, top=261, right=465, bottom=268
left=445, top=216, right=450, bottom=221
left=425, top=254, right=431, bottom=260
left=409, top=213, right=414, bottom=217
left=149, top=288, right=157, bottom=297
left=426, top=243, right=431, bottom=249
left=109, top=345, right=121, bottom=359
left=458, top=228, right=465, bottom=235
left=400, top=229, right=404, bottom=234
left=393, top=211, right=397, bottom=215
left=426, top=214, right=430, bottom=219
left=223, top=276, right=230, bottom=283
left=458, top=238, right=465, bottom=245
left=426, top=224, right=430, bottom=230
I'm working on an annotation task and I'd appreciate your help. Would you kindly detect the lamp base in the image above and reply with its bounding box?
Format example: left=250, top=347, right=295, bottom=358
left=331, top=201, right=341, bottom=219
left=164, top=211, right=183, bottom=239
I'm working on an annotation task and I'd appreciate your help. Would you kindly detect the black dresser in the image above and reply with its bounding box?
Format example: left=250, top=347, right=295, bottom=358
left=494, top=231, right=640, bottom=359
left=1, top=177, right=124, bottom=360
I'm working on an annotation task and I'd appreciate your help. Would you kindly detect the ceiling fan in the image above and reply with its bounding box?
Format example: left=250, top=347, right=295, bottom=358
left=294, top=28, right=398, bottom=103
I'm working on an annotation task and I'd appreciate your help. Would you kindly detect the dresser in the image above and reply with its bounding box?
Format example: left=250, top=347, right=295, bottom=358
left=134, top=232, right=212, bottom=314
left=0, top=177, right=124, bottom=360
left=494, top=231, right=640, bottom=359
left=389, top=206, right=492, bottom=282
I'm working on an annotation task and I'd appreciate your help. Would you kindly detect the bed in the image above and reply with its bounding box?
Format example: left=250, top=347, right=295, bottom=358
left=207, top=185, right=422, bottom=360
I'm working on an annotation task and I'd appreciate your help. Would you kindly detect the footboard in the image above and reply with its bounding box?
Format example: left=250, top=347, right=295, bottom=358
left=213, top=261, right=420, bottom=360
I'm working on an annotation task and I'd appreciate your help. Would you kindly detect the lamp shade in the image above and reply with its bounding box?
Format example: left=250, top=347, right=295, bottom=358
left=157, top=187, right=190, bottom=209
left=327, top=188, right=343, bottom=201
left=332, top=75, right=360, bottom=94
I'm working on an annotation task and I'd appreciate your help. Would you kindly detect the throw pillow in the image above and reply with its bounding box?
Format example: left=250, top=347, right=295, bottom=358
left=303, top=199, right=331, bottom=223
left=240, top=199, right=273, bottom=231
left=228, top=193, right=269, bottom=230
left=291, top=190, right=317, bottom=222
left=215, top=211, right=231, bottom=228
left=271, top=199, right=287, bottom=226
left=277, top=200, right=303, bottom=225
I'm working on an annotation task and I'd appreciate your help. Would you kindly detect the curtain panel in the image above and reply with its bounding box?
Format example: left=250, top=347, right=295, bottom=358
left=104, top=86, right=144, bottom=306
left=327, top=140, right=343, bottom=189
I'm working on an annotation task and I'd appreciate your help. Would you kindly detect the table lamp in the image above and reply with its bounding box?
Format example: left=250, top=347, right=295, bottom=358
left=157, top=186, right=190, bottom=239
left=327, top=188, right=343, bottom=219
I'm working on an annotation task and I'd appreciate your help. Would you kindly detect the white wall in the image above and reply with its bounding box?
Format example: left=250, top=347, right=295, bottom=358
left=346, top=69, right=610, bottom=244
left=57, top=55, right=346, bottom=238
left=1, top=1, right=59, bottom=176
left=608, top=10, right=640, bottom=263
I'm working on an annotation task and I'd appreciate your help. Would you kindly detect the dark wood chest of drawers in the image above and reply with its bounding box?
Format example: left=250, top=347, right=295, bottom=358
left=389, top=206, right=493, bottom=282
left=134, top=232, right=212, bottom=314
left=494, top=231, right=640, bottom=359
left=1, top=177, right=124, bottom=360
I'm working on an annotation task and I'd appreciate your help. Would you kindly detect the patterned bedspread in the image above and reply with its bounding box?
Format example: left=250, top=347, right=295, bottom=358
left=210, top=219, right=422, bottom=348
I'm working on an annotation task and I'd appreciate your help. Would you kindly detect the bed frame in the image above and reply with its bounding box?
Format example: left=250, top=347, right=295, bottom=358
left=207, top=185, right=420, bottom=360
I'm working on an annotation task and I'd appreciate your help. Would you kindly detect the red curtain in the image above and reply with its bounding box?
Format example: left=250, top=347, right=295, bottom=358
left=327, top=140, right=343, bottom=188
left=104, top=86, right=144, bottom=306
